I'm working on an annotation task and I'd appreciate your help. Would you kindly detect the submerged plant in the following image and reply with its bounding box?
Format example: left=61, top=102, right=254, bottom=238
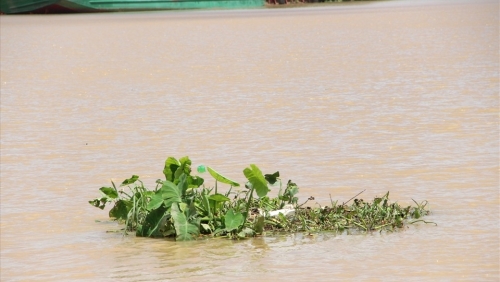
left=89, top=156, right=434, bottom=241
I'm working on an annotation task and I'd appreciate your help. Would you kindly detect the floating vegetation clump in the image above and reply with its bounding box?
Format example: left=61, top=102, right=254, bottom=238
left=89, top=156, right=434, bottom=241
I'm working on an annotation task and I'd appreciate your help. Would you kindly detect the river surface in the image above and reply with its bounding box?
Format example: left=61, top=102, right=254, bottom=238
left=1, top=0, right=498, bottom=280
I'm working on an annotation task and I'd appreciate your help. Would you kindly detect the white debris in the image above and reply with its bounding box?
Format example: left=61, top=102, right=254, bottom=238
left=268, top=204, right=295, bottom=217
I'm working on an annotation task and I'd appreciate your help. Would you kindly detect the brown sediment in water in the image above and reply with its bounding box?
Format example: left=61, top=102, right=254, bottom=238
left=1, top=0, right=498, bottom=280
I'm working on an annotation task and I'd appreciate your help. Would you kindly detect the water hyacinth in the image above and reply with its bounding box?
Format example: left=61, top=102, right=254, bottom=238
left=89, top=156, right=434, bottom=241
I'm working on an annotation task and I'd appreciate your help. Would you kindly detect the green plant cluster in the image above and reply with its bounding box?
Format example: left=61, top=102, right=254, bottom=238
left=89, top=156, right=432, bottom=241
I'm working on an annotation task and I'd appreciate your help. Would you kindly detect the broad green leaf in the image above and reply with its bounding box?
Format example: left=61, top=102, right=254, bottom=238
left=187, top=175, right=204, bottom=188
left=99, top=187, right=118, bottom=199
left=175, top=156, right=192, bottom=179
left=120, top=175, right=139, bottom=186
left=136, top=205, right=167, bottom=237
left=147, top=209, right=168, bottom=237
left=171, top=203, right=199, bottom=241
left=208, top=194, right=230, bottom=202
left=243, top=164, right=269, bottom=198
left=224, top=209, right=244, bottom=232
left=207, top=166, right=240, bottom=187
left=163, top=157, right=180, bottom=182
left=147, top=193, right=164, bottom=211
left=109, top=200, right=130, bottom=221
left=160, top=180, right=182, bottom=209
left=264, top=171, right=280, bottom=185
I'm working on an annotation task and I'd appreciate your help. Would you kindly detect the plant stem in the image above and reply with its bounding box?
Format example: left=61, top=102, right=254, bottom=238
left=225, top=186, right=233, bottom=197
left=243, top=185, right=255, bottom=226
left=279, top=180, right=286, bottom=208
left=343, top=189, right=366, bottom=206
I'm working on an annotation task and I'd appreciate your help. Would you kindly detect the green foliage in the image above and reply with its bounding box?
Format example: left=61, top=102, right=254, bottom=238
left=224, top=209, right=244, bottom=232
left=121, top=175, right=139, bottom=186
left=89, top=156, right=434, bottom=241
left=109, top=200, right=130, bottom=221
left=161, top=178, right=184, bottom=209
left=163, top=156, right=204, bottom=188
left=280, top=180, right=299, bottom=206
left=207, top=166, right=240, bottom=187
left=171, top=203, right=199, bottom=241
left=243, top=164, right=269, bottom=198
left=136, top=205, right=167, bottom=237
left=163, top=157, right=180, bottom=182
left=208, top=194, right=230, bottom=202
left=264, top=171, right=280, bottom=185
left=100, top=187, right=118, bottom=199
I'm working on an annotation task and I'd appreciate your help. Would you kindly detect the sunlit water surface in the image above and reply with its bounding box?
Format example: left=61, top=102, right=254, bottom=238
left=1, top=0, right=498, bottom=280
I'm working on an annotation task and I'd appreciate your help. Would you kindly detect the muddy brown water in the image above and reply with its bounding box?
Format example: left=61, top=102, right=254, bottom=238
left=1, top=0, right=498, bottom=280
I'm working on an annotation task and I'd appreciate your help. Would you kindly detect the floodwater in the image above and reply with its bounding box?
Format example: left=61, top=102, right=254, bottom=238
left=0, top=0, right=498, bottom=280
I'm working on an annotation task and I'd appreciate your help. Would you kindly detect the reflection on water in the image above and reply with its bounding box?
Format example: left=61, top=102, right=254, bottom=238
left=1, top=0, right=498, bottom=280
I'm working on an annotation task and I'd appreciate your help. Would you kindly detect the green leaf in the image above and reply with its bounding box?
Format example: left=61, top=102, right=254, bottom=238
left=99, top=187, right=118, bottom=199
left=175, top=156, right=192, bottom=180
left=207, top=166, right=240, bottom=187
left=187, top=175, right=204, bottom=188
left=200, top=190, right=212, bottom=217
left=178, top=174, right=189, bottom=198
left=243, top=164, right=269, bottom=198
left=224, top=209, right=244, bottom=232
left=264, top=171, right=280, bottom=185
left=136, top=205, right=167, bottom=237
left=163, top=157, right=180, bottom=182
left=171, top=203, right=199, bottom=241
left=143, top=190, right=155, bottom=198
left=120, top=175, right=139, bottom=186
left=159, top=180, right=182, bottom=209
left=109, top=200, right=130, bottom=221
left=147, top=193, right=164, bottom=211
left=208, top=194, right=230, bottom=202
left=89, top=199, right=103, bottom=209
left=147, top=210, right=168, bottom=237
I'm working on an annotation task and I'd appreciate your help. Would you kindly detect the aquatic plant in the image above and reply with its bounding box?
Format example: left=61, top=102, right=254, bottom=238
left=89, top=156, right=434, bottom=241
